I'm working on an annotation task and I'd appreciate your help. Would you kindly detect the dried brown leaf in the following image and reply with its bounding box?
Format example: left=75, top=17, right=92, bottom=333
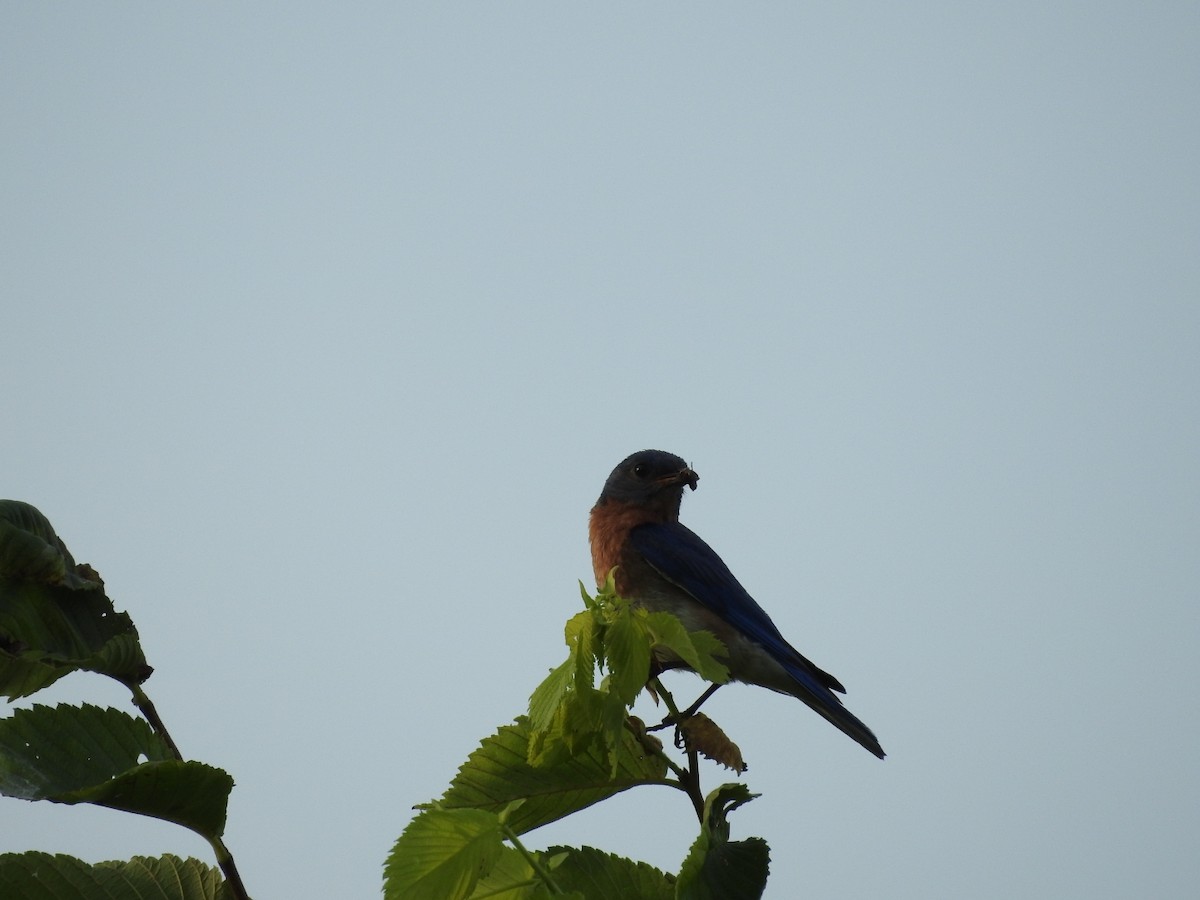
left=678, top=713, right=747, bottom=773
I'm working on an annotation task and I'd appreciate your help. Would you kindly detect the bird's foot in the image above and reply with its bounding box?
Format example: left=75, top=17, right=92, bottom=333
left=646, top=683, right=722, bottom=732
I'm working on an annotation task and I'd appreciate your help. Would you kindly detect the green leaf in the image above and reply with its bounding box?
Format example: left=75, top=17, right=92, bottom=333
left=564, top=608, right=598, bottom=686
left=0, top=852, right=234, bottom=900
left=603, top=610, right=652, bottom=706
left=440, top=717, right=667, bottom=836
left=676, top=835, right=769, bottom=900
left=546, top=846, right=674, bottom=900
left=0, top=704, right=174, bottom=798
left=528, top=659, right=574, bottom=733
left=644, top=613, right=730, bottom=684
left=385, top=808, right=505, bottom=900
left=577, top=580, right=597, bottom=609
left=700, top=783, right=760, bottom=841
left=0, top=577, right=152, bottom=696
left=530, top=586, right=738, bottom=785
left=528, top=596, right=648, bottom=775
left=69, top=759, right=233, bottom=838
left=465, top=844, right=541, bottom=899
left=675, top=784, right=769, bottom=900
left=0, top=502, right=151, bottom=697
left=528, top=605, right=603, bottom=762
left=0, top=501, right=93, bottom=588
left=0, top=704, right=232, bottom=839
left=556, top=685, right=617, bottom=757
left=0, top=653, right=69, bottom=702
left=595, top=687, right=637, bottom=779
left=599, top=569, right=619, bottom=598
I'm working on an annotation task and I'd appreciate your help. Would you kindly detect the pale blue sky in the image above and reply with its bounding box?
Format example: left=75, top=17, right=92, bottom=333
left=4, top=5, right=1198, bottom=898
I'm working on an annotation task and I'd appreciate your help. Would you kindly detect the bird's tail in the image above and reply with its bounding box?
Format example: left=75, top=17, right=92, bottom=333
left=784, top=661, right=886, bottom=759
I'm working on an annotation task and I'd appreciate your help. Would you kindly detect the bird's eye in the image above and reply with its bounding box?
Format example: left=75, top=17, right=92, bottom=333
left=632, top=464, right=648, bottom=478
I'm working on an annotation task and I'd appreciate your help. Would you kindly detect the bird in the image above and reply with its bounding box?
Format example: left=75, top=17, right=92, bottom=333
left=589, top=449, right=885, bottom=759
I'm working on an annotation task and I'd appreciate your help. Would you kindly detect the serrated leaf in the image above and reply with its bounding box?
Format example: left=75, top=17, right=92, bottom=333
left=0, top=704, right=232, bottom=839
left=603, top=610, right=651, bottom=706
left=544, top=845, right=674, bottom=900
left=465, top=844, right=540, bottom=899
left=0, top=652, right=70, bottom=699
left=0, top=578, right=151, bottom=694
left=0, top=852, right=234, bottom=900
left=564, top=609, right=597, bottom=686
left=440, top=717, right=667, bottom=836
left=0, top=504, right=151, bottom=697
left=529, top=683, right=631, bottom=778
left=700, top=783, right=760, bottom=841
left=69, top=759, right=233, bottom=838
left=676, top=834, right=769, bottom=900
left=558, top=685, right=611, bottom=751
left=529, top=685, right=604, bottom=769
left=595, top=687, right=635, bottom=779
left=678, top=714, right=746, bottom=773
left=0, top=704, right=174, bottom=799
left=0, top=501, right=94, bottom=588
left=676, top=783, right=769, bottom=900
left=528, top=659, right=574, bottom=732
left=385, top=808, right=505, bottom=900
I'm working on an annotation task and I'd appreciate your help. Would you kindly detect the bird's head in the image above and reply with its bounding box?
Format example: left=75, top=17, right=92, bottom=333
left=595, top=449, right=699, bottom=518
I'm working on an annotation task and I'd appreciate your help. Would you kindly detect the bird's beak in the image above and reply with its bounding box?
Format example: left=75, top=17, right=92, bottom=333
left=659, top=467, right=699, bottom=492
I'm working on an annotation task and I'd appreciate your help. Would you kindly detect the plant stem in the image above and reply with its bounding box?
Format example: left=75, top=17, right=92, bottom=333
left=209, top=836, right=252, bottom=900
left=650, top=679, right=705, bottom=822
left=681, top=742, right=703, bottom=822
left=128, top=681, right=252, bottom=900
left=653, top=677, right=681, bottom=721
left=502, top=823, right=564, bottom=896
left=128, top=682, right=182, bottom=760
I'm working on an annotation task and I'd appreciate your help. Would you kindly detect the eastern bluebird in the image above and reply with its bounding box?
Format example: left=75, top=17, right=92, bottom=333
left=589, top=449, right=885, bottom=759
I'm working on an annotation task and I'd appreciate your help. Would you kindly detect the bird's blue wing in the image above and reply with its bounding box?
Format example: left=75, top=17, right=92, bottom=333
left=628, top=520, right=886, bottom=759
left=628, top=521, right=843, bottom=700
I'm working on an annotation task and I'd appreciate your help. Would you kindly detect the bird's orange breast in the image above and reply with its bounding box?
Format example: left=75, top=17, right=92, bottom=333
left=588, top=502, right=658, bottom=592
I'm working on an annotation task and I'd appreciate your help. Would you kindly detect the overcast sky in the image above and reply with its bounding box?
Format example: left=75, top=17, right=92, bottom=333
left=4, top=5, right=1198, bottom=898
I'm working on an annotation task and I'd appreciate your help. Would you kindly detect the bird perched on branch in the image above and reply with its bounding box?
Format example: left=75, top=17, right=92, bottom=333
left=589, top=449, right=885, bottom=759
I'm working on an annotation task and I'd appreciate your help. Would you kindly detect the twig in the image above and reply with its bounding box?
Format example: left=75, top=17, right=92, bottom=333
left=208, top=836, right=252, bottom=900
left=502, top=823, right=565, bottom=896
left=127, top=681, right=252, bottom=900
left=128, top=682, right=182, bottom=760
left=651, top=679, right=704, bottom=821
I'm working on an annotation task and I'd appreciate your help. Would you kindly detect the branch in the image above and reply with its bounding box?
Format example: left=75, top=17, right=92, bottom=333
left=127, top=682, right=183, bottom=760
left=650, top=679, right=704, bottom=821
left=208, top=836, right=252, bottom=900
left=128, top=681, right=252, bottom=900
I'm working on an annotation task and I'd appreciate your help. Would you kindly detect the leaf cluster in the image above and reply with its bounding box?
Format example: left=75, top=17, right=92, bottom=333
left=0, top=500, right=246, bottom=900
left=385, top=576, right=769, bottom=900
left=527, top=576, right=730, bottom=776
left=4, top=502, right=784, bottom=899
